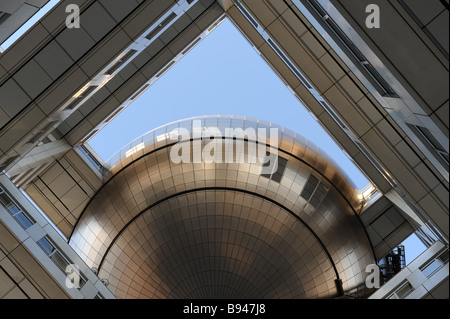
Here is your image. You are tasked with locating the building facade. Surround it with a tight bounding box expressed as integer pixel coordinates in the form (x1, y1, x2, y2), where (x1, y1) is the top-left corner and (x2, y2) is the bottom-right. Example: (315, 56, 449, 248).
(0, 0, 448, 299)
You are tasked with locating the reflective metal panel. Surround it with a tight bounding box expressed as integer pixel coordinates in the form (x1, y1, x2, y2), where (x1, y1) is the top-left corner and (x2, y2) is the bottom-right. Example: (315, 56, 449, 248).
(69, 116, 374, 298)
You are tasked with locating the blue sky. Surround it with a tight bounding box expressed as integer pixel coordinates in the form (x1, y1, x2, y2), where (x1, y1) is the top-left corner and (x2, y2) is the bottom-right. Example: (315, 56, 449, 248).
(1, 0, 61, 51)
(1, 0, 427, 268)
(88, 18, 426, 263)
(0, 0, 426, 265)
(0, 0, 426, 280)
(89, 18, 370, 188)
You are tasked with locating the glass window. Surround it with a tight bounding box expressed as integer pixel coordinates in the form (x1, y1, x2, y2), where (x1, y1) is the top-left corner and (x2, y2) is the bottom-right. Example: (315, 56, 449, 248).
(0, 187, 35, 229)
(14, 212, 34, 229)
(438, 250, 449, 264)
(80, 145, 102, 170)
(416, 126, 446, 152)
(0, 191, 13, 209)
(37, 236, 56, 256)
(422, 260, 441, 278)
(94, 293, 104, 299)
(36, 235, 88, 289)
(396, 281, 414, 299)
(407, 124, 449, 167)
(50, 250, 71, 273)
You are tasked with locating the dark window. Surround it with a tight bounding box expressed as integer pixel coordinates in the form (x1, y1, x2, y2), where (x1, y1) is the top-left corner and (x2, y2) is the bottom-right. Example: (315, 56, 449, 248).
(0, 187, 35, 229)
(304, 0, 396, 96)
(301, 175, 319, 201)
(0, 155, 19, 171)
(261, 156, 288, 183)
(105, 50, 137, 75)
(408, 124, 449, 166)
(300, 175, 329, 208)
(25, 120, 58, 145)
(234, 1, 258, 28)
(145, 13, 177, 40)
(36, 235, 87, 289)
(0, 12, 11, 26)
(438, 250, 449, 264)
(80, 145, 102, 171)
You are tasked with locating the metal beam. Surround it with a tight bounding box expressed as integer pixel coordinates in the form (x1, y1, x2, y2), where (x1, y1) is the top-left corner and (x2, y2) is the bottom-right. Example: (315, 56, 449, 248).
(7, 139, 71, 177)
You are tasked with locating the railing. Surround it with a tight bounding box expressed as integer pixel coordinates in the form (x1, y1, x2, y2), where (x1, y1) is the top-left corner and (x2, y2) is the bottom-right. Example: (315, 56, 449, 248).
(370, 241, 449, 299)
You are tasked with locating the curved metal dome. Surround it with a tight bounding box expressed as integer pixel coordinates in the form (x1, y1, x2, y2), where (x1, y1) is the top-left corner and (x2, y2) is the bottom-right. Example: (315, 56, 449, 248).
(69, 115, 374, 299)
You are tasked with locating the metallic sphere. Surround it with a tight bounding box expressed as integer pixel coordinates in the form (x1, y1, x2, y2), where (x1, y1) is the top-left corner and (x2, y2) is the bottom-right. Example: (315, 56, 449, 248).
(69, 115, 375, 299)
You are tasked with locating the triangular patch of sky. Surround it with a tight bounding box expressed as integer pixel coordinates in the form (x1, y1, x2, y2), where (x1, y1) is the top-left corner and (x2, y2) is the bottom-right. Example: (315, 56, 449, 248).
(89, 18, 370, 189)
